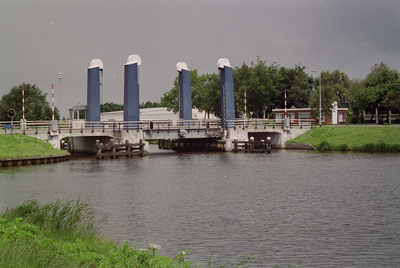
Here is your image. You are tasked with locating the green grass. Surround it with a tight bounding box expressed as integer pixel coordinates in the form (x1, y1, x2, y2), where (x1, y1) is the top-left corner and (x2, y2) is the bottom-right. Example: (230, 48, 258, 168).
(288, 126, 400, 152)
(0, 199, 195, 268)
(0, 134, 69, 159)
(147, 139, 159, 144)
(1, 199, 263, 268)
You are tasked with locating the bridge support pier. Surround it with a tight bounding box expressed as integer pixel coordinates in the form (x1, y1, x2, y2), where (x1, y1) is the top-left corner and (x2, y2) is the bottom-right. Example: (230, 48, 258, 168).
(177, 62, 192, 124)
(124, 55, 141, 129)
(218, 58, 235, 129)
(67, 136, 113, 154)
(87, 60, 103, 122)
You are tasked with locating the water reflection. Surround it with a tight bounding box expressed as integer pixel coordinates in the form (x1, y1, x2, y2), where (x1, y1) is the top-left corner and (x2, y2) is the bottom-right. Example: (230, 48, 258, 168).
(0, 148, 399, 267)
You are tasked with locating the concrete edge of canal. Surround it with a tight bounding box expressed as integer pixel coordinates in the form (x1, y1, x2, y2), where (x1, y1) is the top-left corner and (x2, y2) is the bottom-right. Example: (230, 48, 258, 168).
(284, 143, 317, 150)
(0, 154, 71, 167)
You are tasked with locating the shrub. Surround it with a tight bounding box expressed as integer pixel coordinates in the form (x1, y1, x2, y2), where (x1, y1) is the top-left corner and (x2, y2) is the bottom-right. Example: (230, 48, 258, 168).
(363, 142, 375, 151)
(390, 144, 400, 152)
(318, 140, 331, 151)
(337, 144, 349, 151)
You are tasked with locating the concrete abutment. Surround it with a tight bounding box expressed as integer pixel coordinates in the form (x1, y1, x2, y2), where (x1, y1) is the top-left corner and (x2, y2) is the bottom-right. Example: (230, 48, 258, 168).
(158, 126, 312, 152)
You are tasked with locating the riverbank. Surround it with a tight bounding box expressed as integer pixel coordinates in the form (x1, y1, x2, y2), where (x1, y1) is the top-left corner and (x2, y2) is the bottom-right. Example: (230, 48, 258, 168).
(287, 125, 400, 151)
(0, 134, 69, 160)
(0, 199, 257, 268)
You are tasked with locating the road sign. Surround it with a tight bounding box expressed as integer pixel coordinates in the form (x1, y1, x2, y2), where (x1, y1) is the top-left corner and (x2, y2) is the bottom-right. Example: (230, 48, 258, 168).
(7, 108, 15, 119)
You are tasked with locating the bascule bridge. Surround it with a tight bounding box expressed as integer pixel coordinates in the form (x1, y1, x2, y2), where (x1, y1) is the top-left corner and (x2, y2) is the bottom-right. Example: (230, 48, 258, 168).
(7, 56, 314, 154)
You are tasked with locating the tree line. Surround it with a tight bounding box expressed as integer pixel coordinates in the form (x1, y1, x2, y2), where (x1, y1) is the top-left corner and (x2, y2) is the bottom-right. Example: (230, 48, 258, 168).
(0, 83, 61, 121)
(0, 85, 162, 121)
(100, 101, 162, 112)
(1, 58, 399, 122)
(161, 58, 400, 123)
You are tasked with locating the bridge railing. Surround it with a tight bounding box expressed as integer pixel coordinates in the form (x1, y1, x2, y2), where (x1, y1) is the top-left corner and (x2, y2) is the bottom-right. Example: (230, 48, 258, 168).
(232, 118, 315, 130)
(0, 119, 224, 135)
(139, 118, 222, 132)
(1, 118, 315, 135)
(1, 120, 55, 135)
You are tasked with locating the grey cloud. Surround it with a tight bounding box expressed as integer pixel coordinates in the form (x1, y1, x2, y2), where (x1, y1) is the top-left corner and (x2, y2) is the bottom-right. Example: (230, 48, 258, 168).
(1, 0, 399, 118)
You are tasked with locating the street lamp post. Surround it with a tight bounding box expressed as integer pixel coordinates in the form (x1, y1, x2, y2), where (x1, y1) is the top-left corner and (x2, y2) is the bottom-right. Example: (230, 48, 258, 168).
(312, 70, 322, 126)
(319, 72, 322, 127)
(58, 72, 62, 119)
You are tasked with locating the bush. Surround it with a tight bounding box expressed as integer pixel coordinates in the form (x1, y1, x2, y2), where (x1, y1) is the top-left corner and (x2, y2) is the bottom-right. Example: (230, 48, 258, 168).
(390, 144, 400, 152)
(318, 140, 331, 151)
(337, 144, 349, 151)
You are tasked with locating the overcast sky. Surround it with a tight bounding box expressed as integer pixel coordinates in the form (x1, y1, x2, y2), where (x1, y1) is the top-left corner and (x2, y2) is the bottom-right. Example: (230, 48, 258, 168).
(1, 0, 399, 118)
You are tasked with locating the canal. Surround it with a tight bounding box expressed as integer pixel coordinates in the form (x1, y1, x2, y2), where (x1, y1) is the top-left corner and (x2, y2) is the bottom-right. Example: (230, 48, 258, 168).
(1, 146, 399, 267)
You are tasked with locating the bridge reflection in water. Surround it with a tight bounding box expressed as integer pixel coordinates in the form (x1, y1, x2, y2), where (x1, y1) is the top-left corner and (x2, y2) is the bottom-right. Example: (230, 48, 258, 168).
(1, 118, 314, 154)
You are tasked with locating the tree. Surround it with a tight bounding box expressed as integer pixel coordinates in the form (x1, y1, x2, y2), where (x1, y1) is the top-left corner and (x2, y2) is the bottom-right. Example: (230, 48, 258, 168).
(277, 64, 313, 109)
(345, 79, 374, 123)
(233, 59, 314, 118)
(0, 83, 60, 121)
(100, 102, 124, 112)
(341, 63, 400, 123)
(193, 73, 220, 118)
(364, 62, 400, 118)
(140, 101, 161, 109)
(160, 69, 221, 118)
(385, 80, 400, 110)
(233, 58, 281, 118)
(310, 70, 350, 120)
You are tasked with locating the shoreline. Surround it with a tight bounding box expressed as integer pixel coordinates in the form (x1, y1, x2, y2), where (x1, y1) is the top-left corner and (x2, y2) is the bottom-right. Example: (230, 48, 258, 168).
(0, 154, 71, 167)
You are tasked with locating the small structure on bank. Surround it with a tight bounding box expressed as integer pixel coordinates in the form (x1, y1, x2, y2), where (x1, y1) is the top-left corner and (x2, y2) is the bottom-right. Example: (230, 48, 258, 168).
(272, 102, 348, 125)
(68, 104, 87, 120)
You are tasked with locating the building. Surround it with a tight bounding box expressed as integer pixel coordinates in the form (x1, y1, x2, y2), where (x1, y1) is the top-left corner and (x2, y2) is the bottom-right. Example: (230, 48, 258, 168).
(68, 105, 217, 122)
(363, 108, 400, 124)
(272, 102, 348, 124)
(68, 104, 87, 120)
(100, 107, 218, 122)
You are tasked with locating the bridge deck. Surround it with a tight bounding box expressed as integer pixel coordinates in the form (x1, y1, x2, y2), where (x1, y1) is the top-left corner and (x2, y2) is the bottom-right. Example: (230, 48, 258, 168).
(1, 118, 314, 137)
(1, 119, 315, 152)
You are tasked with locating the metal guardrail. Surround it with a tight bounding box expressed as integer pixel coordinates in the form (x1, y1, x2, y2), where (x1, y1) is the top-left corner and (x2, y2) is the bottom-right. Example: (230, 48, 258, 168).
(1, 118, 315, 135)
(232, 118, 315, 130)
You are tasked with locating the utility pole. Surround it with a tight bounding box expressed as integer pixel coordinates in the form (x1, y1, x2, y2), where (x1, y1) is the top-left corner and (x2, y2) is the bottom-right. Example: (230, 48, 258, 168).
(312, 70, 322, 127)
(319, 72, 322, 127)
(58, 72, 62, 119)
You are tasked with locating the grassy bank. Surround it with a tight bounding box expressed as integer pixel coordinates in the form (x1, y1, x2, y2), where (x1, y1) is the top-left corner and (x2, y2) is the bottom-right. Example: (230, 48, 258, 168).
(0, 134, 69, 159)
(1, 199, 264, 268)
(288, 126, 400, 151)
(0, 199, 195, 268)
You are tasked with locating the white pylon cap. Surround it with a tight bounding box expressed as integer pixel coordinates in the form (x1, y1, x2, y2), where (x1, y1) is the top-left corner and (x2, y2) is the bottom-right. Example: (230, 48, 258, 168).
(89, 59, 103, 69)
(176, 62, 189, 72)
(217, 58, 231, 68)
(126, 54, 142, 65)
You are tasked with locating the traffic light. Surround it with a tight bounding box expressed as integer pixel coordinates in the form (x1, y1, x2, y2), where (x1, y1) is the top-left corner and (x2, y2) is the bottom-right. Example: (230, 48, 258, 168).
(206, 120, 210, 130)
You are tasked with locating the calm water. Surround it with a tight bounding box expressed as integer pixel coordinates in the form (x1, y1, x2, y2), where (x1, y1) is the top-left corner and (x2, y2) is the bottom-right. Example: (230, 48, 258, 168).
(1, 146, 399, 267)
